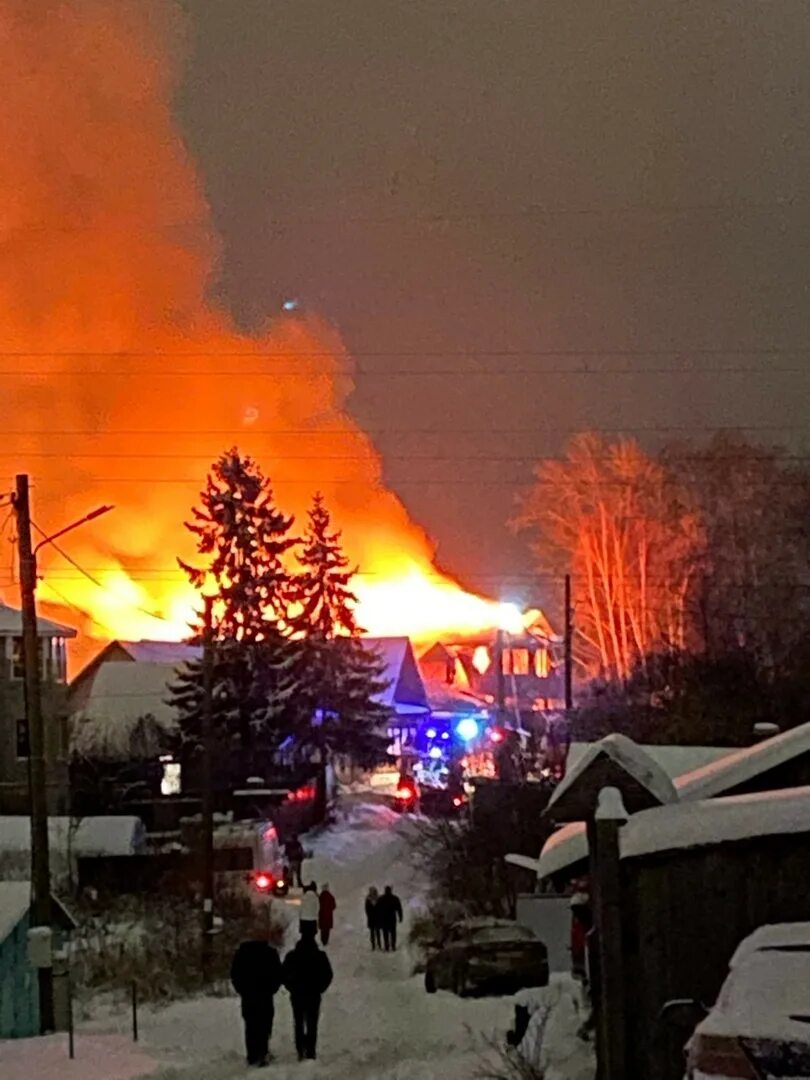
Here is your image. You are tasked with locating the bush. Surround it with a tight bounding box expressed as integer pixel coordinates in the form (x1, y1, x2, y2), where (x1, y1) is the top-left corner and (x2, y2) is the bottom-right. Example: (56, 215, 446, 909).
(408, 814, 540, 920)
(71, 890, 285, 1004)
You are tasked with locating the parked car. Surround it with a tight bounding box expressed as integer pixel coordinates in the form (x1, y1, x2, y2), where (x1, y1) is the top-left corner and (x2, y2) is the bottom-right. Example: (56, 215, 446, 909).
(424, 919, 549, 997)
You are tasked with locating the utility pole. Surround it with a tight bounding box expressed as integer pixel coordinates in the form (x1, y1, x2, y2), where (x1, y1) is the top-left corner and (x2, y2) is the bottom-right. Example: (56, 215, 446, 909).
(200, 595, 215, 980)
(14, 473, 55, 1033)
(564, 574, 573, 712)
(495, 628, 506, 723)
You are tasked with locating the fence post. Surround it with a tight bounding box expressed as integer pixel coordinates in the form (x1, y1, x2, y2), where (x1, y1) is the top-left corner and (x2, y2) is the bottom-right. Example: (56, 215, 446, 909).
(67, 969, 74, 1060)
(131, 981, 139, 1043)
(591, 786, 628, 1080)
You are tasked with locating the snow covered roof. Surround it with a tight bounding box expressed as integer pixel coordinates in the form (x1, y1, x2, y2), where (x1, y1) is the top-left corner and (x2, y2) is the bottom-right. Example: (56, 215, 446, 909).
(531, 726, 810, 881)
(677, 721, 810, 801)
(0, 816, 146, 857)
(547, 734, 678, 819)
(362, 636, 430, 715)
(0, 882, 32, 942)
(71, 661, 180, 757)
(116, 640, 202, 664)
(566, 742, 729, 780)
(619, 785, 810, 860)
(0, 600, 76, 638)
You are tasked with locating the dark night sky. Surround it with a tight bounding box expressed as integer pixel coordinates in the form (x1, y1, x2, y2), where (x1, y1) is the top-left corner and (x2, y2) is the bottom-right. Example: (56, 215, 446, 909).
(174, 1, 810, 608)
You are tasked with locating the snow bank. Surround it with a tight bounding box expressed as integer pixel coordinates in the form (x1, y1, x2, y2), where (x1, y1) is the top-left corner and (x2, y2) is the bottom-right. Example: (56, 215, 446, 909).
(515, 976, 595, 1080)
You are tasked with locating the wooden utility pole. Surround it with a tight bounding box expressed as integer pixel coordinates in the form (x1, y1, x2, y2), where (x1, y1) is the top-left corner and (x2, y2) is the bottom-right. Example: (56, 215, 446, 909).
(564, 574, 573, 712)
(13, 473, 55, 1033)
(591, 787, 628, 1080)
(495, 628, 506, 722)
(200, 595, 215, 980)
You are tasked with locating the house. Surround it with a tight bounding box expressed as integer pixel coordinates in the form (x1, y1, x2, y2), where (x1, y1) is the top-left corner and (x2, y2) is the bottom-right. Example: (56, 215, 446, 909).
(0, 601, 76, 814)
(0, 881, 76, 1038)
(69, 636, 430, 792)
(419, 610, 564, 720)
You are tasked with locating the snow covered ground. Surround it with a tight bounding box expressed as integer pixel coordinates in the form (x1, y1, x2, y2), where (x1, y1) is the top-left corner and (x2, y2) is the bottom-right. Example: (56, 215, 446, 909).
(1, 800, 593, 1080)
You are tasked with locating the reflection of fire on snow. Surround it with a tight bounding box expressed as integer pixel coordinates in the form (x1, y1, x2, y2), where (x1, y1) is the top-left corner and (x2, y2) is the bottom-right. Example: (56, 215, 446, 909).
(3, 0, 524, 657)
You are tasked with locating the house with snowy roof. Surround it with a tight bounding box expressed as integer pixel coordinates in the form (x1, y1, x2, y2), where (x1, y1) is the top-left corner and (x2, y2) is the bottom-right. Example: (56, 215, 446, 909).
(69, 636, 429, 797)
(0, 601, 76, 814)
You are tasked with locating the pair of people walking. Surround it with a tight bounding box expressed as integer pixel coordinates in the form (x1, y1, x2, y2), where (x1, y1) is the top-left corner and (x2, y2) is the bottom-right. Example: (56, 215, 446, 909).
(365, 885, 403, 951)
(231, 925, 333, 1067)
(299, 881, 336, 946)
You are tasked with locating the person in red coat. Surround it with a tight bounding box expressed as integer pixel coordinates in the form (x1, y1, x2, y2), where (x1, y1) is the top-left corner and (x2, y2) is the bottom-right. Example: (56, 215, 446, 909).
(318, 884, 336, 946)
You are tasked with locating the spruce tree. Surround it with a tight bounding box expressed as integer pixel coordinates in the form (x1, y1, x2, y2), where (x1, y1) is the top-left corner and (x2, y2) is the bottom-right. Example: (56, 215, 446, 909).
(168, 448, 299, 768)
(290, 493, 390, 764)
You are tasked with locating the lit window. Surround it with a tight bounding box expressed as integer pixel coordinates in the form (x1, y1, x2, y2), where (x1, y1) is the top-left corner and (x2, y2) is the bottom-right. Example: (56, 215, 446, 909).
(535, 649, 550, 678)
(161, 761, 182, 796)
(505, 648, 530, 675)
(472, 646, 491, 674)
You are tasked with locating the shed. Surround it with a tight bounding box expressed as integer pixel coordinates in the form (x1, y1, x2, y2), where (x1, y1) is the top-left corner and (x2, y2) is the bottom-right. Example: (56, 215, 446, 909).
(616, 786, 810, 1080)
(0, 882, 75, 1038)
(522, 722, 810, 884)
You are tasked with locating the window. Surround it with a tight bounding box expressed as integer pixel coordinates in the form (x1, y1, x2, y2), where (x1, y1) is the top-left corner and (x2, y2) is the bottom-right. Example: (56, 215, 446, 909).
(11, 637, 24, 680)
(535, 648, 550, 678)
(504, 648, 530, 675)
(16, 718, 29, 759)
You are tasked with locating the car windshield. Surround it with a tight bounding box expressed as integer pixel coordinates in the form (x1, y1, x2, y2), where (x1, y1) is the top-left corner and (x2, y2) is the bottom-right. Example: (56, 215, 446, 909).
(470, 925, 535, 945)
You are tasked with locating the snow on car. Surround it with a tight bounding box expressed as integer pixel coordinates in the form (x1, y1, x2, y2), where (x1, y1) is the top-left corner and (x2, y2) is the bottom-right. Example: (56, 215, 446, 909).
(424, 919, 550, 997)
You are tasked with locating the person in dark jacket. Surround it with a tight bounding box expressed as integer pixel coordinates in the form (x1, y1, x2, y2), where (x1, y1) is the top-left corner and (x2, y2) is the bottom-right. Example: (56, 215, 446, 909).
(284, 835, 305, 888)
(376, 885, 403, 952)
(230, 930, 283, 1067)
(365, 886, 381, 950)
(281, 934, 334, 1061)
(318, 884, 336, 946)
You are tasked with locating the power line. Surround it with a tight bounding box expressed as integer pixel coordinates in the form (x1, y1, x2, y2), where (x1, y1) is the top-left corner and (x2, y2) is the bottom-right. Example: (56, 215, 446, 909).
(1, 365, 808, 376)
(31, 522, 179, 629)
(0, 424, 807, 437)
(0, 346, 809, 358)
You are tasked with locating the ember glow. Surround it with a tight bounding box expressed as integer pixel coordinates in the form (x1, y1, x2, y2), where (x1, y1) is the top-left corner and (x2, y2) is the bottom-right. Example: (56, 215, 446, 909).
(0, 0, 514, 659)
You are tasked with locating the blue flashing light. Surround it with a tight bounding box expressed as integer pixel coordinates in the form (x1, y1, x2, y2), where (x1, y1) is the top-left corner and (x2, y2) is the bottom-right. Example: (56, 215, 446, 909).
(425, 727, 437, 740)
(428, 746, 443, 760)
(456, 717, 480, 743)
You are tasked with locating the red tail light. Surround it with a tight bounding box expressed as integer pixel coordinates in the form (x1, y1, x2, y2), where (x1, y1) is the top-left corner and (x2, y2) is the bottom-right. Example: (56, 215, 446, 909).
(396, 786, 415, 801)
(452, 796, 463, 807)
(254, 873, 272, 892)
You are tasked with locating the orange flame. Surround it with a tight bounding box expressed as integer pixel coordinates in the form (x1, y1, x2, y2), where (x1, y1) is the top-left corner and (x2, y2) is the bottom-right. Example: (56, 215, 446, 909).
(0, 0, 511, 666)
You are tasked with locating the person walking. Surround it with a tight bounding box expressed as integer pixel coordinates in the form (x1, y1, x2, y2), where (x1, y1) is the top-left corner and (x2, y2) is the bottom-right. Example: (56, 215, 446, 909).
(318, 883, 336, 946)
(376, 885, 403, 952)
(300, 881, 319, 939)
(365, 886, 381, 951)
(284, 834, 305, 888)
(281, 934, 334, 1061)
(230, 927, 283, 1067)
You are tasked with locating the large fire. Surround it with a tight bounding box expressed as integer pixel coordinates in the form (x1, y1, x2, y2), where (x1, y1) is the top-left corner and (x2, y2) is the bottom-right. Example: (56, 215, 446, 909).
(0, 0, 512, 665)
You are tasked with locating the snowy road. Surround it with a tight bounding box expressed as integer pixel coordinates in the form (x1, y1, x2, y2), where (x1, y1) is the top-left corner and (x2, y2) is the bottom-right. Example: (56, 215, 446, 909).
(0, 802, 512, 1080)
(135, 801, 515, 1079)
